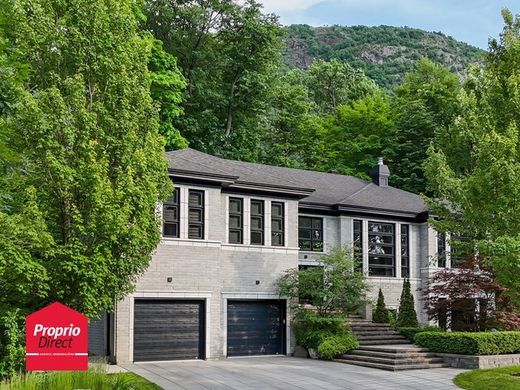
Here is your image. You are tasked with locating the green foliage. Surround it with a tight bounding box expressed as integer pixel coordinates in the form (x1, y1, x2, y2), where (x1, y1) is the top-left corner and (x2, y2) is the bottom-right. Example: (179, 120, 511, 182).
(284, 24, 483, 90)
(317, 334, 358, 360)
(397, 326, 443, 342)
(292, 310, 358, 359)
(397, 279, 418, 327)
(415, 331, 520, 355)
(425, 10, 520, 308)
(454, 365, 520, 390)
(373, 288, 389, 323)
(0, 0, 172, 321)
(144, 0, 282, 160)
(0, 310, 24, 380)
(0, 370, 161, 389)
(277, 247, 369, 316)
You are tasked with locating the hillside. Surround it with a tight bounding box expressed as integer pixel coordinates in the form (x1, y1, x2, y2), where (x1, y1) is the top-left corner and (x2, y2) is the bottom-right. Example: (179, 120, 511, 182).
(284, 25, 484, 89)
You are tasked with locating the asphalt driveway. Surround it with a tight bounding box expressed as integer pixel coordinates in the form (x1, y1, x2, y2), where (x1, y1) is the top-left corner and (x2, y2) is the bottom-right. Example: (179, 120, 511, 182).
(121, 356, 466, 390)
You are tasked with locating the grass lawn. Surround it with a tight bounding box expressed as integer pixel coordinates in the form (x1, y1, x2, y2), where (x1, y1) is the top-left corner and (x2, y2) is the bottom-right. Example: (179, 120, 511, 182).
(454, 365, 520, 390)
(0, 371, 161, 390)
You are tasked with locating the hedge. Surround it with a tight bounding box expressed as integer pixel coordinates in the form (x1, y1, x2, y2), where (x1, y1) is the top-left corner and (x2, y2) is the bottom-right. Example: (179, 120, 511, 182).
(415, 331, 520, 355)
(397, 326, 443, 342)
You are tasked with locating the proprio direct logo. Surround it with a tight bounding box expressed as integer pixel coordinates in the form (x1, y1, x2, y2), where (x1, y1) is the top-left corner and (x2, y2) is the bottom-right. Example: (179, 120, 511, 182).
(26, 302, 88, 371)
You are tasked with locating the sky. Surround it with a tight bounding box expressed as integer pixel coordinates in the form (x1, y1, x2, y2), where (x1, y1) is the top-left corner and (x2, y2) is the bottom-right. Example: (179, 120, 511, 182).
(257, 0, 519, 49)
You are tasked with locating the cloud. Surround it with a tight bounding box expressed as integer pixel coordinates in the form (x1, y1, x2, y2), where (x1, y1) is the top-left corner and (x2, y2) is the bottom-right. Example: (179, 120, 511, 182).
(258, 0, 325, 14)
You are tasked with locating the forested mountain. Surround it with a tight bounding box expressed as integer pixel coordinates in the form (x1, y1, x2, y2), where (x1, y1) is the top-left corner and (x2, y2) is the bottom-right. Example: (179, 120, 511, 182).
(284, 25, 484, 89)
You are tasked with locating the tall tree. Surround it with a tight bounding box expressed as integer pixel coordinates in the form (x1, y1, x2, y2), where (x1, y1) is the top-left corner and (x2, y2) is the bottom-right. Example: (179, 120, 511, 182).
(425, 9, 520, 308)
(144, 0, 282, 159)
(0, 0, 172, 319)
(391, 58, 460, 194)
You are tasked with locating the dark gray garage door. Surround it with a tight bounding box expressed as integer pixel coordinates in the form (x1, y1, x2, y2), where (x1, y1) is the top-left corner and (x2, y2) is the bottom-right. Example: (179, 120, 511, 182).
(134, 299, 205, 361)
(227, 300, 286, 357)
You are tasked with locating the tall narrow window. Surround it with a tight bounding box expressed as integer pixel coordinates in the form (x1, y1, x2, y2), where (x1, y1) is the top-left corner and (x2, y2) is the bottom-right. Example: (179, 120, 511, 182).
(228, 197, 243, 244)
(250, 200, 264, 245)
(353, 219, 363, 272)
(298, 216, 323, 252)
(188, 190, 204, 239)
(437, 232, 446, 268)
(401, 224, 410, 278)
(271, 202, 285, 246)
(368, 222, 395, 277)
(163, 189, 180, 237)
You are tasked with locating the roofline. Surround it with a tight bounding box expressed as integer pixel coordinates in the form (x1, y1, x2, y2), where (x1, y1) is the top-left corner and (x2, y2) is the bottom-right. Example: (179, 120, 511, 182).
(169, 169, 238, 185)
(300, 201, 429, 220)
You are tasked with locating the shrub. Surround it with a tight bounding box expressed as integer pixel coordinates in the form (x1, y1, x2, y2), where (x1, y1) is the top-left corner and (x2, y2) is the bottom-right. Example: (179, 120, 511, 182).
(415, 331, 520, 355)
(373, 289, 389, 323)
(293, 310, 358, 359)
(397, 278, 418, 327)
(317, 333, 358, 360)
(397, 326, 443, 342)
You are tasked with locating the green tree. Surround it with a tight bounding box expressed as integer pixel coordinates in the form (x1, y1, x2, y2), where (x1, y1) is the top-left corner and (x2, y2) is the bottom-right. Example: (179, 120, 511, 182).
(425, 9, 520, 308)
(390, 58, 460, 194)
(277, 247, 369, 317)
(0, 0, 172, 320)
(373, 288, 389, 323)
(144, 0, 282, 159)
(397, 279, 418, 327)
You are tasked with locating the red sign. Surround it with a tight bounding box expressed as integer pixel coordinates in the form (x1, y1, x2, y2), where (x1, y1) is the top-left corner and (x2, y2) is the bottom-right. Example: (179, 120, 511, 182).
(26, 302, 88, 371)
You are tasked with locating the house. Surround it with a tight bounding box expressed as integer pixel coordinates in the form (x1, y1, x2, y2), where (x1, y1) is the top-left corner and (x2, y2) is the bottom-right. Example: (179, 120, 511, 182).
(94, 148, 450, 363)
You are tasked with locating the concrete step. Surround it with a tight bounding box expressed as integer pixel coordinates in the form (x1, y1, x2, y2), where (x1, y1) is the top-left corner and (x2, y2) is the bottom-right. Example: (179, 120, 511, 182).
(348, 349, 439, 359)
(359, 339, 411, 346)
(352, 330, 402, 337)
(333, 358, 450, 371)
(357, 345, 429, 353)
(338, 354, 446, 366)
(349, 325, 395, 331)
(356, 334, 407, 341)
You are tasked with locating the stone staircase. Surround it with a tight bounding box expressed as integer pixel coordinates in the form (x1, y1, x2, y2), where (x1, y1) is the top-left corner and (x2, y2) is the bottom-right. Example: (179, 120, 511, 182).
(334, 316, 449, 371)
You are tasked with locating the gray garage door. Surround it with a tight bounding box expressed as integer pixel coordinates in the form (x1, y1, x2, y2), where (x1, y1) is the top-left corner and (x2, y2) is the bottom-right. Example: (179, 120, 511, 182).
(227, 300, 286, 357)
(134, 299, 205, 361)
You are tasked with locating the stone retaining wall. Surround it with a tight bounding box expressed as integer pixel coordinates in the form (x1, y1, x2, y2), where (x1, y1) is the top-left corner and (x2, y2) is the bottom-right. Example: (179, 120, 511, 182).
(437, 353, 520, 369)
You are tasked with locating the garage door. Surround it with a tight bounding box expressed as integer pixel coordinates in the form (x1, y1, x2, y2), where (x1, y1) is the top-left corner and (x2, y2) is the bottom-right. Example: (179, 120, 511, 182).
(227, 300, 286, 357)
(134, 299, 205, 361)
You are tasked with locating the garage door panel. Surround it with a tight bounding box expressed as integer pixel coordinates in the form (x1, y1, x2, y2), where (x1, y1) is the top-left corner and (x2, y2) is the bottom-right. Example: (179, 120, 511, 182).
(227, 300, 285, 357)
(133, 300, 204, 361)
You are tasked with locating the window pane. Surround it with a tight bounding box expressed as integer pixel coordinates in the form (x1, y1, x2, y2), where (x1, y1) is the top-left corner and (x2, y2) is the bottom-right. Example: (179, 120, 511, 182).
(299, 217, 311, 228)
(163, 223, 178, 237)
(229, 215, 242, 229)
(251, 216, 263, 230)
(272, 233, 282, 246)
(312, 229, 322, 240)
(188, 225, 202, 239)
(272, 219, 283, 231)
(189, 191, 202, 206)
(251, 231, 263, 245)
(299, 229, 311, 239)
(312, 241, 323, 251)
(189, 209, 203, 223)
(272, 203, 283, 217)
(229, 198, 242, 213)
(299, 240, 312, 251)
(251, 201, 263, 215)
(229, 230, 242, 244)
(163, 206, 178, 222)
(312, 219, 322, 229)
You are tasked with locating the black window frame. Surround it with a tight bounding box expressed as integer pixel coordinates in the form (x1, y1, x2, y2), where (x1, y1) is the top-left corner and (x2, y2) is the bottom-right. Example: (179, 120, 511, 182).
(163, 188, 180, 238)
(188, 190, 205, 240)
(368, 221, 395, 277)
(250, 199, 264, 245)
(353, 219, 363, 272)
(401, 224, 410, 278)
(271, 202, 285, 247)
(298, 216, 323, 252)
(228, 197, 243, 244)
(437, 231, 447, 268)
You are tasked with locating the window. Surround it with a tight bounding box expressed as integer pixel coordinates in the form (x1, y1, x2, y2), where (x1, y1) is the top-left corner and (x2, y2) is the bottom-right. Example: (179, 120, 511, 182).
(163, 189, 180, 237)
(401, 225, 410, 278)
(229, 197, 243, 244)
(437, 232, 447, 268)
(353, 219, 363, 272)
(271, 202, 284, 246)
(368, 222, 395, 277)
(298, 216, 323, 252)
(188, 190, 204, 239)
(250, 200, 264, 245)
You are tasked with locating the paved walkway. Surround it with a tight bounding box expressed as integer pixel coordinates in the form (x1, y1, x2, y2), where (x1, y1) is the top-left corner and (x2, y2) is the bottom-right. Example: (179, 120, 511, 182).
(121, 356, 466, 390)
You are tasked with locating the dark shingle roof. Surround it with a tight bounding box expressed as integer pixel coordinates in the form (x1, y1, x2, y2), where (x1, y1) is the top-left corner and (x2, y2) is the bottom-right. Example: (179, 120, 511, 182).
(166, 148, 427, 216)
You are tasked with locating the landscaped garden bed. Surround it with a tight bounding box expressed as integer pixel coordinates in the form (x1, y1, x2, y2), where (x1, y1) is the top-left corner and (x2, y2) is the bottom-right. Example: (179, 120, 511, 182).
(454, 365, 520, 390)
(415, 331, 520, 369)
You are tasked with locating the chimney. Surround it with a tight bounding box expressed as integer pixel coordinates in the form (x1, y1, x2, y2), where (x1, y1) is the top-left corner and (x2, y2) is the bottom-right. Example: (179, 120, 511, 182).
(371, 157, 390, 186)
